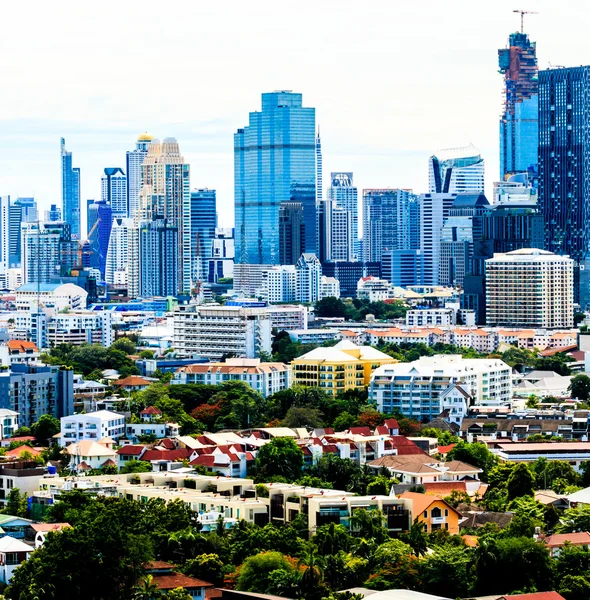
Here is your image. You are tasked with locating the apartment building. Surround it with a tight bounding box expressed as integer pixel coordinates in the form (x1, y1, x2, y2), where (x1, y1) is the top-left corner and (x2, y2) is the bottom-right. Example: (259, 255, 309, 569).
(173, 358, 291, 397)
(291, 340, 395, 397)
(370, 354, 512, 423)
(60, 410, 126, 446)
(486, 249, 574, 329)
(172, 304, 272, 359)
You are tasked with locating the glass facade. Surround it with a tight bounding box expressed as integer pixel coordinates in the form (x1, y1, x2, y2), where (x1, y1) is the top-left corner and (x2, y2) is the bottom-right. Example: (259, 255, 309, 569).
(87, 200, 113, 280)
(190, 189, 217, 281)
(101, 168, 128, 218)
(498, 32, 539, 180)
(235, 92, 316, 265)
(60, 138, 81, 239)
(539, 66, 590, 307)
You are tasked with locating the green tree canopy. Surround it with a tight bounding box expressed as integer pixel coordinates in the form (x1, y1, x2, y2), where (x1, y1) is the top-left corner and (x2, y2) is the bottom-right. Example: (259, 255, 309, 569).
(256, 437, 304, 482)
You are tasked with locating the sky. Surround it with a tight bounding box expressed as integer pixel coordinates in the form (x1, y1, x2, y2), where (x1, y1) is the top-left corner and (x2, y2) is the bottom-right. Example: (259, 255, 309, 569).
(1, 0, 589, 232)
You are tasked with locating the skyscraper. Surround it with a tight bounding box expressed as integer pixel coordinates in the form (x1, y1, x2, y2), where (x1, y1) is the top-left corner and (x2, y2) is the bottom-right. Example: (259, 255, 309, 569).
(101, 168, 128, 218)
(429, 145, 485, 194)
(45, 205, 61, 222)
(138, 217, 179, 297)
(235, 91, 316, 265)
(60, 137, 81, 239)
(539, 66, 590, 307)
(87, 199, 113, 280)
(498, 31, 538, 180)
(126, 133, 153, 219)
(279, 202, 305, 265)
(105, 217, 133, 286)
(328, 173, 358, 260)
(362, 189, 419, 263)
(419, 193, 456, 285)
(190, 189, 217, 282)
(129, 137, 191, 297)
(0, 197, 9, 275)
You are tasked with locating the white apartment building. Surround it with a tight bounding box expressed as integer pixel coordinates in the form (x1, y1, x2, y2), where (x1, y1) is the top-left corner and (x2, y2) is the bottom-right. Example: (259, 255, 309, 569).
(370, 354, 512, 423)
(265, 304, 308, 331)
(357, 277, 395, 302)
(172, 304, 272, 359)
(288, 329, 340, 345)
(60, 410, 126, 447)
(105, 217, 133, 285)
(260, 265, 339, 304)
(486, 249, 574, 329)
(173, 358, 291, 397)
(321, 276, 340, 299)
(47, 311, 114, 347)
(406, 308, 456, 327)
(14, 283, 88, 312)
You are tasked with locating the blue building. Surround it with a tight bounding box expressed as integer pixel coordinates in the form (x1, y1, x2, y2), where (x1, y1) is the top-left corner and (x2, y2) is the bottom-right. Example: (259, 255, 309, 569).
(499, 32, 538, 181)
(539, 66, 590, 307)
(87, 200, 113, 280)
(190, 189, 217, 281)
(60, 138, 81, 239)
(102, 167, 128, 218)
(235, 91, 316, 265)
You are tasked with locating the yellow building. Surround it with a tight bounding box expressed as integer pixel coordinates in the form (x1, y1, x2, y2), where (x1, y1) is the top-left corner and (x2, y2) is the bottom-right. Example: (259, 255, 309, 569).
(291, 340, 395, 396)
(398, 491, 461, 534)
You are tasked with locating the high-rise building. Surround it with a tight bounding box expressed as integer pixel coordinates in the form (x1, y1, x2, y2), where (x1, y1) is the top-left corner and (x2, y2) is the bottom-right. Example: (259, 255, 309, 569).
(86, 200, 113, 280)
(419, 193, 456, 285)
(208, 228, 234, 284)
(138, 217, 179, 297)
(105, 217, 133, 286)
(0, 197, 9, 275)
(486, 249, 574, 329)
(321, 261, 381, 298)
(235, 91, 316, 265)
(382, 249, 423, 288)
(14, 198, 37, 223)
(126, 133, 153, 219)
(45, 205, 61, 222)
(429, 145, 485, 194)
(129, 137, 191, 297)
(327, 204, 352, 262)
(296, 253, 322, 303)
(279, 202, 305, 265)
(101, 168, 128, 218)
(60, 138, 81, 239)
(190, 189, 217, 282)
(316, 128, 323, 204)
(363, 189, 419, 263)
(498, 31, 538, 180)
(439, 194, 490, 287)
(328, 173, 358, 260)
(539, 66, 590, 307)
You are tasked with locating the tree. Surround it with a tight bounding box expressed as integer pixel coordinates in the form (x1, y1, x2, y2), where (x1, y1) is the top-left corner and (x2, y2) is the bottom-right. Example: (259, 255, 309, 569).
(332, 411, 357, 432)
(111, 337, 136, 354)
(236, 551, 299, 594)
(31, 414, 60, 444)
(120, 460, 153, 474)
(139, 350, 155, 359)
(366, 476, 391, 496)
(256, 438, 304, 482)
(133, 574, 161, 600)
(569, 374, 590, 401)
(556, 504, 590, 533)
(419, 545, 473, 599)
(283, 406, 323, 429)
(447, 441, 497, 480)
(2, 488, 28, 517)
(182, 553, 224, 586)
(507, 463, 535, 500)
(559, 575, 590, 600)
(315, 297, 348, 318)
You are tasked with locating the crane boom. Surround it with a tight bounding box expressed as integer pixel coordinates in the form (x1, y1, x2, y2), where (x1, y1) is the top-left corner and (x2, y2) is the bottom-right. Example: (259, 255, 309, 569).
(513, 9, 539, 34)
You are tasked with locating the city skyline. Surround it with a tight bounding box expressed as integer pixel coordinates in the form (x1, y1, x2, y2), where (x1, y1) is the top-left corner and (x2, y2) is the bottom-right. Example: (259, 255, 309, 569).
(2, 1, 586, 230)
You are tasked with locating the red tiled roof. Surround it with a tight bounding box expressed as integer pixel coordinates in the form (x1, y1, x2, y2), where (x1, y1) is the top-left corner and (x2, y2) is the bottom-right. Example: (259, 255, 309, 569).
(142, 449, 190, 462)
(462, 534, 479, 547)
(30, 523, 71, 533)
(147, 561, 175, 570)
(8, 436, 36, 442)
(349, 427, 371, 436)
(113, 376, 151, 387)
(501, 593, 565, 600)
(101, 459, 117, 467)
(383, 418, 399, 429)
(438, 444, 456, 454)
(7, 340, 38, 352)
(423, 481, 467, 496)
(375, 425, 389, 435)
(140, 406, 162, 415)
(543, 532, 590, 548)
(158, 438, 176, 450)
(152, 573, 213, 590)
(116, 445, 146, 456)
(539, 345, 578, 357)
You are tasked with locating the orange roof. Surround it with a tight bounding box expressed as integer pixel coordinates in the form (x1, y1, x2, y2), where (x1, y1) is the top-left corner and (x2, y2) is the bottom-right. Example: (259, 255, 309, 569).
(398, 491, 459, 517)
(543, 532, 590, 548)
(113, 376, 151, 387)
(539, 344, 578, 357)
(462, 534, 479, 547)
(423, 481, 467, 496)
(152, 573, 213, 590)
(6, 340, 38, 353)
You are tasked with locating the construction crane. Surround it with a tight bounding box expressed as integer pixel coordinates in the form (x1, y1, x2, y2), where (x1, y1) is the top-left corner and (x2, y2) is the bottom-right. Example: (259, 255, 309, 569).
(513, 9, 538, 33)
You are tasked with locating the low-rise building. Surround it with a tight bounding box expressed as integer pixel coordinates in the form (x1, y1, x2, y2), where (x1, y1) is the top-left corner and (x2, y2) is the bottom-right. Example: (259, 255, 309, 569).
(370, 354, 512, 423)
(173, 358, 291, 397)
(111, 376, 152, 392)
(0, 536, 32, 584)
(291, 340, 395, 397)
(0, 462, 47, 510)
(356, 277, 395, 302)
(0, 341, 40, 367)
(406, 308, 456, 327)
(14, 282, 88, 312)
(124, 423, 180, 443)
(494, 442, 590, 471)
(65, 439, 118, 471)
(398, 491, 461, 534)
(288, 329, 340, 345)
(60, 411, 126, 446)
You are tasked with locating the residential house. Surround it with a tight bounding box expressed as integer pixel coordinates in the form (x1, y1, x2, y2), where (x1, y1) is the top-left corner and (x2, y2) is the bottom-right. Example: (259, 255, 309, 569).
(146, 561, 214, 599)
(28, 523, 71, 548)
(112, 376, 152, 392)
(398, 491, 461, 534)
(542, 532, 590, 557)
(65, 439, 118, 471)
(0, 536, 32, 583)
(140, 406, 162, 423)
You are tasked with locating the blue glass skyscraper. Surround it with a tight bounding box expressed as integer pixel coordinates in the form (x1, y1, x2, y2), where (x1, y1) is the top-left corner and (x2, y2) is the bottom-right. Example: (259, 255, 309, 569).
(190, 189, 217, 281)
(60, 138, 81, 239)
(234, 91, 316, 265)
(87, 199, 113, 280)
(539, 66, 590, 307)
(498, 32, 538, 180)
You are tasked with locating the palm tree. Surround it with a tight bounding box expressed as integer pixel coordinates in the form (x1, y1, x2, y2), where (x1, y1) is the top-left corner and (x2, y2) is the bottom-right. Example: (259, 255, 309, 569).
(297, 544, 325, 600)
(132, 574, 161, 600)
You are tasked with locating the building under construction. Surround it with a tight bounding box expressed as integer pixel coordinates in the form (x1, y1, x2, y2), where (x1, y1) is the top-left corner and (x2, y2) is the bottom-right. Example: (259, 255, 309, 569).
(498, 31, 539, 180)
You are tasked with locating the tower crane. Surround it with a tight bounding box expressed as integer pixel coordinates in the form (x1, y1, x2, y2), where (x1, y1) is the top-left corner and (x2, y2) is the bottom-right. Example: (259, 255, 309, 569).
(513, 9, 538, 34)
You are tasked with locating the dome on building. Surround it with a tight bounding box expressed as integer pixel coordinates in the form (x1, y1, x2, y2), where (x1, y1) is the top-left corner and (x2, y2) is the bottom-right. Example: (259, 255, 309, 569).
(137, 132, 154, 142)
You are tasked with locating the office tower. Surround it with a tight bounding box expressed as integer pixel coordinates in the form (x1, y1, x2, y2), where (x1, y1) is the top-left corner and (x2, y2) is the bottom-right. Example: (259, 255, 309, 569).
(439, 194, 490, 287)
(382, 249, 423, 288)
(14, 198, 37, 223)
(321, 261, 381, 298)
(105, 217, 133, 286)
(101, 168, 128, 218)
(126, 133, 153, 219)
(539, 66, 590, 307)
(296, 253, 322, 303)
(429, 145, 485, 194)
(60, 137, 81, 239)
(362, 189, 419, 263)
(132, 137, 191, 297)
(486, 249, 574, 329)
(208, 228, 234, 283)
(235, 91, 316, 265)
(138, 217, 179, 297)
(45, 205, 61, 222)
(327, 204, 352, 262)
(86, 200, 113, 279)
(279, 202, 305, 265)
(499, 31, 538, 180)
(419, 193, 456, 285)
(7, 197, 37, 269)
(328, 173, 358, 259)
(190, 189, 217, 282)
